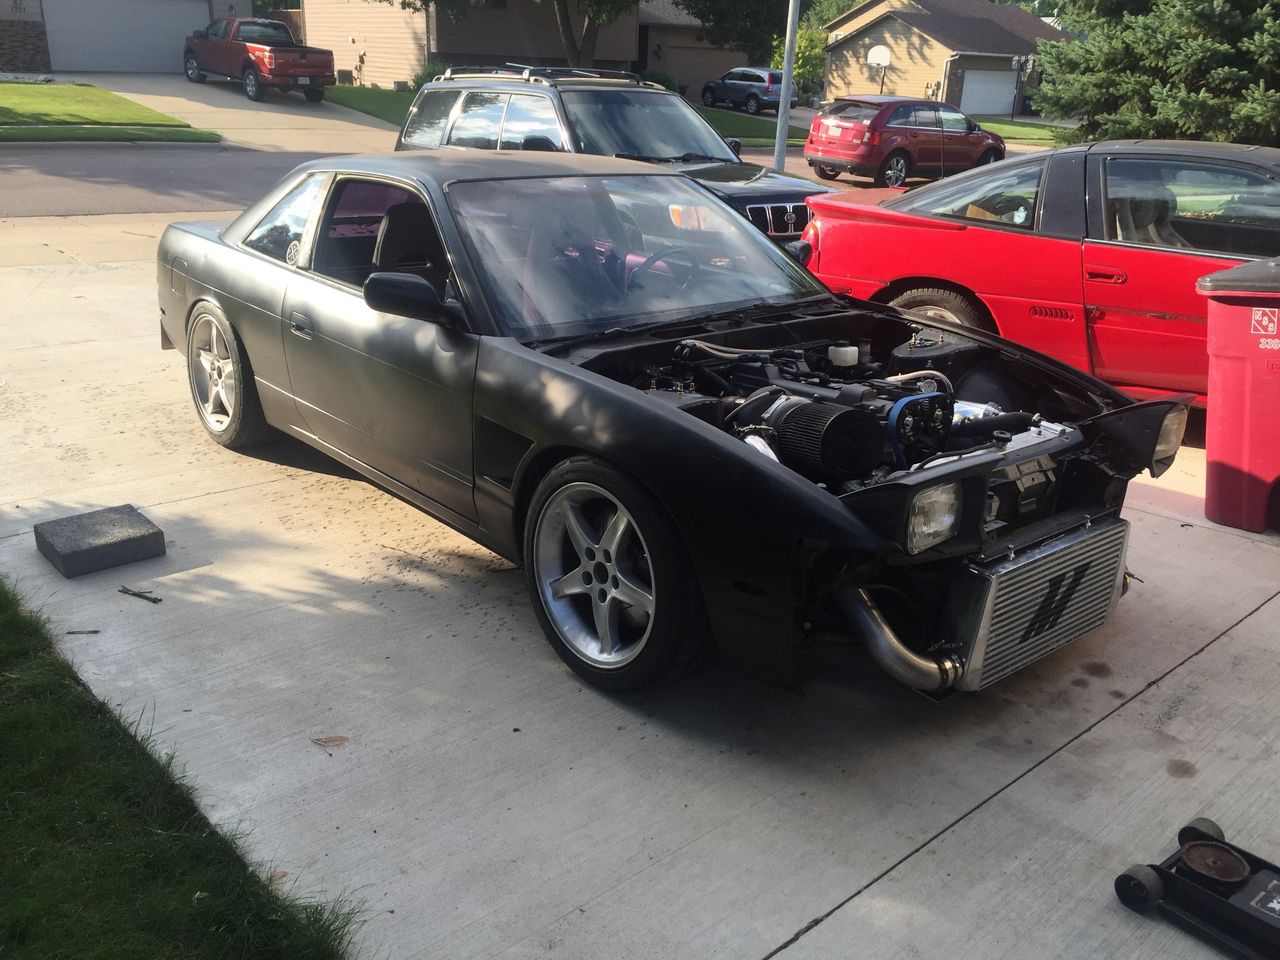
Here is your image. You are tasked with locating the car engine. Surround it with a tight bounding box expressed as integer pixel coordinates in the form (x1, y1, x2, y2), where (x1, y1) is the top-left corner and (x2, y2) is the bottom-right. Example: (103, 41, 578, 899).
(632, 328, 1071, 492)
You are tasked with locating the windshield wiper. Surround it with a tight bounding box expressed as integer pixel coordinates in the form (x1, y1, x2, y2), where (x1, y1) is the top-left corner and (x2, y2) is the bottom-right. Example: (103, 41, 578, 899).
(612, 151, 730, 164)
(613, 152, 669, 162)
(532, 316, 719, 353)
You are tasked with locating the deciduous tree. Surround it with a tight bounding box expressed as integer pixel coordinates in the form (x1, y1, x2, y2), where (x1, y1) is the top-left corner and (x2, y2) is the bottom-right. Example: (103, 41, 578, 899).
(1035, 0, 1280, 146)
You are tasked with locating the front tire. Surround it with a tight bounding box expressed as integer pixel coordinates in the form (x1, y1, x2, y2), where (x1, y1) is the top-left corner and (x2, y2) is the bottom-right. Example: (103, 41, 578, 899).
(701, 87, 715, 107)
(888, 287, 989, 330)
(977, 148, 1001, 167)
(524, 457, 706, 691)
(745, 94, 761, 115)
(186, 305, 272, 448)
(243, 68, 266, 102)
(814, 164, 841, 181)
(875, 150, 910, 187)
(184, 53, 206, 83)
(304, 87, 325, 103)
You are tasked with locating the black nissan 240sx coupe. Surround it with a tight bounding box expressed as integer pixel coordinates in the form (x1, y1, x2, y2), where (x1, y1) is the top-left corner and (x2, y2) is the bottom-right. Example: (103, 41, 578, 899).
(157, 152, 1189, 693)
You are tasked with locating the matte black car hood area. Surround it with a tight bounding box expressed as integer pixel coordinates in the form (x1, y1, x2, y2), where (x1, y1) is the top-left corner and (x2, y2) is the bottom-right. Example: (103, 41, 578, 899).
(156, 150, 1188, 696)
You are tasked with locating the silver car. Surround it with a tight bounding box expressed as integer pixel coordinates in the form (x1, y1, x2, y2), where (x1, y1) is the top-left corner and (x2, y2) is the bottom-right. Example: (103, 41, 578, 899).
(700, 67, 797, 115)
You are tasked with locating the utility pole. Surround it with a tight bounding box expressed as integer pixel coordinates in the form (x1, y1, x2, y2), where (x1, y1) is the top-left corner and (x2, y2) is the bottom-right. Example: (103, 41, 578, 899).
(773, 0, 802, 172)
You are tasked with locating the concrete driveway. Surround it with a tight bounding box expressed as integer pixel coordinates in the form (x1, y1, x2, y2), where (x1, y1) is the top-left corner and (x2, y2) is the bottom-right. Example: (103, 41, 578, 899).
(2, 188, 1279, 959)
(65, 72, 401, 153)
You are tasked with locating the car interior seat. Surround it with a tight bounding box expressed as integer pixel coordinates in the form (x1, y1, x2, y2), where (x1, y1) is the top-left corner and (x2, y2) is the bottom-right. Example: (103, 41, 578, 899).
(1110, 186, 1190, 248)
(373, 202, 449, 292)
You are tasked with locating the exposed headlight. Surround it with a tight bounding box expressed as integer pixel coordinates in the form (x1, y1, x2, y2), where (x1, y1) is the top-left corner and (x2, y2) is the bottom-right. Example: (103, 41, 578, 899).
(1153, 406, 1188, 466)
(669, 203, 717, 230)
(907, 482, 962, 554)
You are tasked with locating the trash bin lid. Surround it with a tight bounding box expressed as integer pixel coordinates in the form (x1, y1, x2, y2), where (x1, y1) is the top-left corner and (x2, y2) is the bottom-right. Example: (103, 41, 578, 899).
(1197, 255, 1280, 294)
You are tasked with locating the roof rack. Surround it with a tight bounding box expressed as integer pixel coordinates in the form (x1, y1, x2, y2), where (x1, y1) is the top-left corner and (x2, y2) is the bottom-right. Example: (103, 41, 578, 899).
(431, 64, 662, 89)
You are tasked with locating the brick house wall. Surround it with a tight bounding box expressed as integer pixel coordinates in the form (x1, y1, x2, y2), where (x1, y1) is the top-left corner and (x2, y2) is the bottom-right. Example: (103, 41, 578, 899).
(0, 0, 52, 73)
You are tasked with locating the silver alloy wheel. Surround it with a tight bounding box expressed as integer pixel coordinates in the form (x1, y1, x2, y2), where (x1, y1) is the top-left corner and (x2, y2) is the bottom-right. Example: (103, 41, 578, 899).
(532, 481, 656, 669)
(702, 89, 715, 106)
(244, 71, 258, 98)
(188, 313, 236, 433)
(185, 55, 200, 81)
(883, 155, 908, 187)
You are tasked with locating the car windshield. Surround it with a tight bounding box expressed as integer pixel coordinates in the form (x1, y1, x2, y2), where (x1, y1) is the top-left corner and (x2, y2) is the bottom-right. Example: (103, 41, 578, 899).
(237, 21, 295, 45)
(559, 90, 738, 162)
(447, 174, 826, 341)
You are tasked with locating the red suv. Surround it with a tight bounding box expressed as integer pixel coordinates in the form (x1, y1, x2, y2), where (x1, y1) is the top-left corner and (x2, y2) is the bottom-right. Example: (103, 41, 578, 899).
(804, 95, 1004, 187)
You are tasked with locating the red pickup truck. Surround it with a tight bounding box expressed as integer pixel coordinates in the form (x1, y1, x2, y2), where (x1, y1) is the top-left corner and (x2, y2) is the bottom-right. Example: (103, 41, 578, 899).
(183, 17, 335, 103)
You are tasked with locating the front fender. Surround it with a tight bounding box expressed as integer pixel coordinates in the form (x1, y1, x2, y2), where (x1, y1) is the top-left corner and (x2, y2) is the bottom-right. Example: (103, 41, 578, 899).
(472, 338, 888, 682)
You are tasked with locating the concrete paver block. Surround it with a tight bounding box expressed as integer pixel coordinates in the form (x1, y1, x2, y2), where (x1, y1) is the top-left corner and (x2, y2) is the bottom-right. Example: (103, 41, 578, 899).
(33, 504, 165, 578)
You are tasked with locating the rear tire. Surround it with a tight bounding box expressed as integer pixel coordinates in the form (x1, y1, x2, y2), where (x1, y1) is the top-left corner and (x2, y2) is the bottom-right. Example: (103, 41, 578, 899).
(814, 164, 841, 181)
(243, 67, 266, 102)
(185, 305, 273, 449)
(701, 87, 715, 107)
(304, 87, 325, 103)
(184, 52, 206, 83)
(745, 94, 761, 115)
(888, 287, 989, 330)
(875, 150, 910, 187)
(524, 456, 707, 691)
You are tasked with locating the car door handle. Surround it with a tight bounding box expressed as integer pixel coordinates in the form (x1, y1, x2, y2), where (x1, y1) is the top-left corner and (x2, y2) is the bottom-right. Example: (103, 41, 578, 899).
(1086, 267, 1128, 284)
(289, 312, 313, 339)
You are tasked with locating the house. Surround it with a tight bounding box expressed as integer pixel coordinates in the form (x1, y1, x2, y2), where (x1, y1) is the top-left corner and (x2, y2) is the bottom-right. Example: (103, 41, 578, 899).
(636, 0, 745, 95)
(0, 0, 213, 73)
(300, 0, 638, 90)
(822, 0, 1068, 114)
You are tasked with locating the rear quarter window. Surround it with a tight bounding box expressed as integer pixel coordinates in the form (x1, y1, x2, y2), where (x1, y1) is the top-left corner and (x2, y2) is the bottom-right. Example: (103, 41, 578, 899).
(402, 89, 461, 149)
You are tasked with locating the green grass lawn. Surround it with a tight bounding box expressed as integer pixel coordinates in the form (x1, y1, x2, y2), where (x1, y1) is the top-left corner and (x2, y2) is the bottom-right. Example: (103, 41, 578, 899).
(971, 115, 1062, 142)
(694, 105, 808, 144)
(0, 82, 219, 143)
(0, 578, 357, 958)
(327, 84, 416, 126)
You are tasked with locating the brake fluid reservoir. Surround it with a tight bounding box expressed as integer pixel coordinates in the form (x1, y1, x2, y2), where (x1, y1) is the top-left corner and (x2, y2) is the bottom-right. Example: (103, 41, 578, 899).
(828, 341, 859, 367)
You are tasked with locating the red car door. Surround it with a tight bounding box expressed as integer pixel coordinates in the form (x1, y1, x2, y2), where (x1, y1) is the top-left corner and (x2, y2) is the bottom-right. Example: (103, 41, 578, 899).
(883, 103, 942, 178)
(1083, 153, 1280, 397)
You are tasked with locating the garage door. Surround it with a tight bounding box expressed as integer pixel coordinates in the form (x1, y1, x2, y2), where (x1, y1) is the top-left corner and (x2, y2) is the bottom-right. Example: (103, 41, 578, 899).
(959, 69, 1016, 115)
(44, 0, 211, 73)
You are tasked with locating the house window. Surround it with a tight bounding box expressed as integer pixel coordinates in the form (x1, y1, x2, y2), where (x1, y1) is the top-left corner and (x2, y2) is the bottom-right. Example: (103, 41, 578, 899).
(469, 0, 506, 7)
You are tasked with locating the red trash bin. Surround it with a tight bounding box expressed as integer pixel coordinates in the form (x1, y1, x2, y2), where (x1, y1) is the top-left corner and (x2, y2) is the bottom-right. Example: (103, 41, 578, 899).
(1196, 257, 1280, 532)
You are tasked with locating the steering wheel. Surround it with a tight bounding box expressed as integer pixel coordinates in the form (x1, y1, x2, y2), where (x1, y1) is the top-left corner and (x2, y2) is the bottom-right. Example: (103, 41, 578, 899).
(626, 245, 700, 292)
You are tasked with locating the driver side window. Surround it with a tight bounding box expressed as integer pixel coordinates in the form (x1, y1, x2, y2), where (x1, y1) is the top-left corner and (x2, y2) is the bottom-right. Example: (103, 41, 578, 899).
(205, 20, 227, 40)
(310, 178, 450, 293)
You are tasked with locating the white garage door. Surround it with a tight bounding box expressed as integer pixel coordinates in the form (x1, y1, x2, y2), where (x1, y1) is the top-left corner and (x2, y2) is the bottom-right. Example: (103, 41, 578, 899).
(959, 69, 1017, 115)
(44, 0, 211, 73)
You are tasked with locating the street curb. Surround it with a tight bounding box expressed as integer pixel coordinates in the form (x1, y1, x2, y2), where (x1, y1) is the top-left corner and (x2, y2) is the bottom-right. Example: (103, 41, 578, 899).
(0, 139, 230, 150)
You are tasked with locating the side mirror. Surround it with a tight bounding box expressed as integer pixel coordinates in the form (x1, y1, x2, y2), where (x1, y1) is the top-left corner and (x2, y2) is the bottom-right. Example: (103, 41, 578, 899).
(193, 28, 206, 39)
(521, 135, 560, 152)
(967, 119, 978, 132)
(363, 272, 463, 328)
(725, 137, 741, 157)
(783, 239, 812, 266)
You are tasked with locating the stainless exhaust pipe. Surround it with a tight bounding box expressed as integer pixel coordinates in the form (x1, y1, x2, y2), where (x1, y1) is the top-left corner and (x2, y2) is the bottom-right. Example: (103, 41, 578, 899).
(838, 586, 963, 692)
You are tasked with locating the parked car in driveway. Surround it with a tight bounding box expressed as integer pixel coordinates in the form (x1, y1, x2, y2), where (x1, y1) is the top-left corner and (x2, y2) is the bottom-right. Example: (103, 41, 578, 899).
(395, 66, 831, 242)
(800, 140, 1280, 403)
(183, 17, 335, 103)
(700, 67, 798, 115)
(804, 96, 1004, 187)
(157, 151, 1187, 695)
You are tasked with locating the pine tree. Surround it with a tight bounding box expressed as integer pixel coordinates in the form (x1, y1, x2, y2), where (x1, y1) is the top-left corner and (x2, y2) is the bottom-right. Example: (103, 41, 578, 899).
(1036, 0, 1280, 146)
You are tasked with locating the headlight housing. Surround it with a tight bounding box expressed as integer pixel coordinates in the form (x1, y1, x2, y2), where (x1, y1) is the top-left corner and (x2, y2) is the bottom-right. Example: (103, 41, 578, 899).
(906, 482, 962, 554)
(1152, 405, 1188, 469)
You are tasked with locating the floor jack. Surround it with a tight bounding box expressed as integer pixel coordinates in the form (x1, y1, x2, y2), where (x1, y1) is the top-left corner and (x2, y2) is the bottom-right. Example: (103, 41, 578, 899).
(1116, 818, 1280, 959)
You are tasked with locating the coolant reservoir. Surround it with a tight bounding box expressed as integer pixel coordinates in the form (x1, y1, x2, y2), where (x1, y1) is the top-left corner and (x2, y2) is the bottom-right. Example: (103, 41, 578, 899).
(828, 341, 859, 367)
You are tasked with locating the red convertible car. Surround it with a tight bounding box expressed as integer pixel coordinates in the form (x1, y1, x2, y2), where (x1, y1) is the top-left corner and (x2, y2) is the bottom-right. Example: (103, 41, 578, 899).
(802, 140, 1280, 403)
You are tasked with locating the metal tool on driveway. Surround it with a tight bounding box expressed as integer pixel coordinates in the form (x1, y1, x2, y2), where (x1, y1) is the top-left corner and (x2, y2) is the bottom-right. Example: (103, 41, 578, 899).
(1116, 818, 1280, 959)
